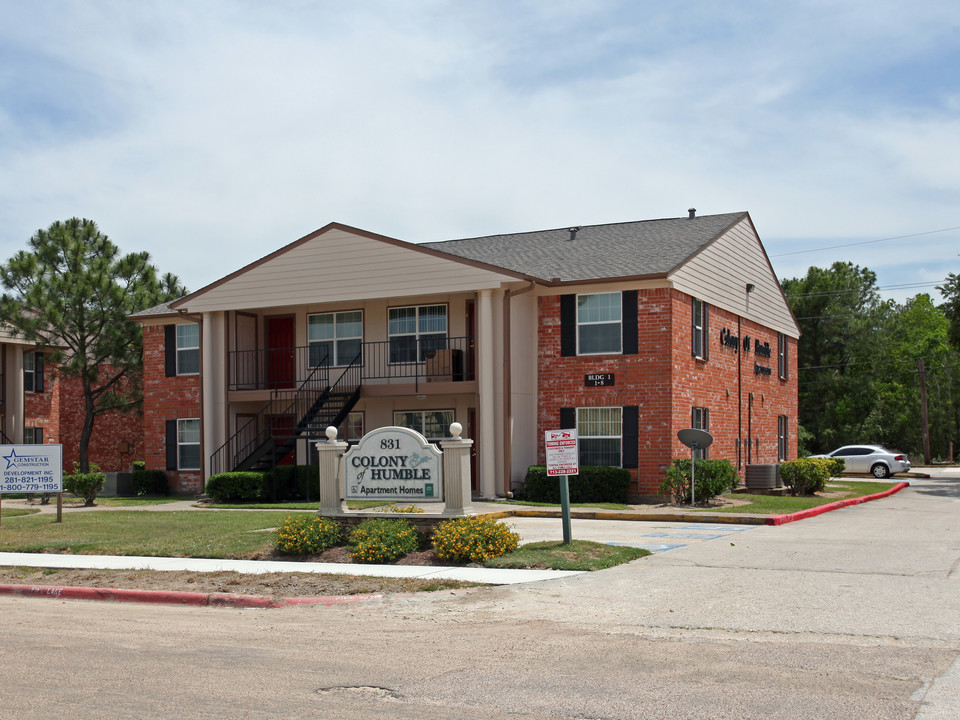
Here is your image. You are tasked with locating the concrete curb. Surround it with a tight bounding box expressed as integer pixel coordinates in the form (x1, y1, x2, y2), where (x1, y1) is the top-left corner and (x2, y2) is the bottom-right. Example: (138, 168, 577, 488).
(766, 481, 910, 525)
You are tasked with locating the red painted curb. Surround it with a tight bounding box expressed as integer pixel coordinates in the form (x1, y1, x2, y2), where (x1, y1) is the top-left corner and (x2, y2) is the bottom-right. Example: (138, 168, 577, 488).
(766, 482, 909, 525)
(0, 583, 385, 608)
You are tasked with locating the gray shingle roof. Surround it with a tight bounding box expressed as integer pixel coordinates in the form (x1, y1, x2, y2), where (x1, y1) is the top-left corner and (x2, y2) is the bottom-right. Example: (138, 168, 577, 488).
(129, 301, 178, 319)
(422, 212, 748, 282)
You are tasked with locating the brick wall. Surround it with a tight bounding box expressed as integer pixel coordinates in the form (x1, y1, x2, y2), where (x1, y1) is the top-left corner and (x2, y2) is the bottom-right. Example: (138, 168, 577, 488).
(142, 324, 202, 494)
(58, 367, 143, 473)
(24, 357, 143, 473)
(24, 358, 60, 446)
(537, 289, 798, 499)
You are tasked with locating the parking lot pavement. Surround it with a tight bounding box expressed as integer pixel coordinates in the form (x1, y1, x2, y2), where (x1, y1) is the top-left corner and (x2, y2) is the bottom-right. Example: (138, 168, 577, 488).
(504, 515, 757, 553)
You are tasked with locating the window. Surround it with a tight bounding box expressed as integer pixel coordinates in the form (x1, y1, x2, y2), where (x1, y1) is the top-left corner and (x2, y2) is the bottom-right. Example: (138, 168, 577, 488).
(176, 324, 200, 375)
(308, 311, 363, 367)
(691, 407, 710, 459)
(24, 352, 43, 393)
(177, 419, 201, 470)
(778, 415, 789, 461)
(388, 305, 447, 363)
(577, 293, 621, 355)
(24, 427, 42, 444)
(577, 407, 622, 467)
(342, 412, 364, 443)
(393, 409, 455, 441)
(691, 298, 708, 359)
(778, 333, 789, 379)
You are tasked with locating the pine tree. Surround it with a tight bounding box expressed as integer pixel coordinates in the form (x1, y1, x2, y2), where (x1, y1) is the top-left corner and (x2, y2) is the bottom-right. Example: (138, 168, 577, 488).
(0, 218, 186, 471)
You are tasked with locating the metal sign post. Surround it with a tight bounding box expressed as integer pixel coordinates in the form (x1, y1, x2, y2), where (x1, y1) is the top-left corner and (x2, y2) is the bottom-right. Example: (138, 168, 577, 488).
(677, 429, 713, 506)
(545, 429, 578, 544)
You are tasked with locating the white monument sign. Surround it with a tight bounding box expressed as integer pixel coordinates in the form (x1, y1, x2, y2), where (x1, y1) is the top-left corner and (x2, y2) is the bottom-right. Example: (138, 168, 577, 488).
(0, 444, 63, 493)
(343, 426, 443, 502)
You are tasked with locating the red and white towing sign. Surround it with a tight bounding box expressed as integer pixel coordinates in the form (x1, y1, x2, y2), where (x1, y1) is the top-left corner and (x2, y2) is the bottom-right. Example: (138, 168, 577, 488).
(544, 429, 579, 477)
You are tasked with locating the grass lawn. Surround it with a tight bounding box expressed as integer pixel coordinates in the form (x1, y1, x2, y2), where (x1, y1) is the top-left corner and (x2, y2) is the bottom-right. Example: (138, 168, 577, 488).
(495, 500, 631, 511)
(205, 500, 382, 510)
(0, 511, 280, 558)
(71, 497, 185, 507)
(700, 480, 898, 515)
(0, 509, 643, 571)
(0, 508, 40, 518)
(483, 540, 648, 571)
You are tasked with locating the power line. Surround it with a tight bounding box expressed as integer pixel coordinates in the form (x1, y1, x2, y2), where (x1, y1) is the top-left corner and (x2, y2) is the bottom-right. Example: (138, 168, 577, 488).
(770, 226, 960, 258)
(784, 280, 945, 300)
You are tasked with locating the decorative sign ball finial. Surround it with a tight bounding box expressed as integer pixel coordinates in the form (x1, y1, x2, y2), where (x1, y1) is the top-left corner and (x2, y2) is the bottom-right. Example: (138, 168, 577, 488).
(449, 422, 463, 438)
(325, 426, 338, 441)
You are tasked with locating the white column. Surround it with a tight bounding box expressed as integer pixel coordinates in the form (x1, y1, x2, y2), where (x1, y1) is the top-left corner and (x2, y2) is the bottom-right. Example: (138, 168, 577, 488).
(315, 427, 348, 516)
(441, 422, 475, 516)
(202, 312, 226, 479)
(478, 289, 496, 498)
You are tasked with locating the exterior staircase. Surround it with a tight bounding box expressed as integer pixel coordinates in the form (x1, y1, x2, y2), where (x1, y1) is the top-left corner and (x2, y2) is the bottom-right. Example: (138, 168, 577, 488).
(210, 355, 361, 476)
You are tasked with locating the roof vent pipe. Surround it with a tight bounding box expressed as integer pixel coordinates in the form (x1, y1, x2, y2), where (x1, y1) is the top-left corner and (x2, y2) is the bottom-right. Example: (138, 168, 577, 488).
(688, 208, 696, 219)
(568, 226, 581, 241)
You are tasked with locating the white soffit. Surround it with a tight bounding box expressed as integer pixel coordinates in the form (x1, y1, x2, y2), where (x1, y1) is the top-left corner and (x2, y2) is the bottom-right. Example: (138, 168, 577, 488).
(178, 227, 520, 313)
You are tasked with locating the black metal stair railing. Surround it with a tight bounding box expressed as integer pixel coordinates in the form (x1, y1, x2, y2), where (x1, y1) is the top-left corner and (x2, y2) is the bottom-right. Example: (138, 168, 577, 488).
(255, 354, 362, 470)
(209, 352, 362, 476)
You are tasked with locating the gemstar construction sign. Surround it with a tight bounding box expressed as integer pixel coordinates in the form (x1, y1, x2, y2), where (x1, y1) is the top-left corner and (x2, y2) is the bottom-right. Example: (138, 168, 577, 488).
(0, 445, 63, 493)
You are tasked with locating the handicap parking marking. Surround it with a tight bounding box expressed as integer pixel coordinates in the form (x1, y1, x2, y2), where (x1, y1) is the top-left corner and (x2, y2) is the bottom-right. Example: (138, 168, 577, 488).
(643, 531, 727, 540)
(607, 541, 687, 553)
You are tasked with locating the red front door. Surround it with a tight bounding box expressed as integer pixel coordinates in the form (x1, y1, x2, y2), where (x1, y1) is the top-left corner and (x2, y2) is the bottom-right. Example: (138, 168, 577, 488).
(266, 316, 295, 389)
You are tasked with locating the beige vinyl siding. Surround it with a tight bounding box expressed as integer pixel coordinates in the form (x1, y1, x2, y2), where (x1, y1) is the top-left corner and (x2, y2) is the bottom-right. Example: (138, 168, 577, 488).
(669, 218, 800, 338)
(180, 228, 518, 313)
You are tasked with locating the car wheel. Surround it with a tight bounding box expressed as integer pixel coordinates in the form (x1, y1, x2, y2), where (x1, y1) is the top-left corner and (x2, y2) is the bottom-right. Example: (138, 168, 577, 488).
(871, 463, 890, 479)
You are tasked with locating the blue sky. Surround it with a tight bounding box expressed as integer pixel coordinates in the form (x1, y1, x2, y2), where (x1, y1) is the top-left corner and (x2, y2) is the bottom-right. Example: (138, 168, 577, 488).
(1, 0, 958, 303)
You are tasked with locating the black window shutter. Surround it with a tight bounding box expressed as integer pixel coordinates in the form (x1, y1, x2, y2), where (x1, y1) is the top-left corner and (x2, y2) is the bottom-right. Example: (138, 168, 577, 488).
(691, 298, 698, 357)
(560, 407, 576, 430)
(164, 325, 177, 377)
(34, 353, 44, 393)
(702, 303, 709, 361)
(36, 427, 43, 444)
(165, 420, 178, 471)
(559, 295, 576, 357)
(622, 290, 638, 355)
(622, 406, 638, 468)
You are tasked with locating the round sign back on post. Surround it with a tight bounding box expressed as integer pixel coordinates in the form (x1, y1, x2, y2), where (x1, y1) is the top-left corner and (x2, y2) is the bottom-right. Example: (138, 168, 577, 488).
(677, 429, 714, 506)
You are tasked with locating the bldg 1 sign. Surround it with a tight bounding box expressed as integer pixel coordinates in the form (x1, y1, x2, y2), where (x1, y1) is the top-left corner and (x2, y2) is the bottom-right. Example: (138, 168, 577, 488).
(343, 427, 443, 502)
(0, 445, 63, 493)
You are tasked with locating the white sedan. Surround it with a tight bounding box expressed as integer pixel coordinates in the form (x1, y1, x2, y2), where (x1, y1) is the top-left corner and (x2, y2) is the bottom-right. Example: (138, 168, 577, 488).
(811, 445, 911, 479)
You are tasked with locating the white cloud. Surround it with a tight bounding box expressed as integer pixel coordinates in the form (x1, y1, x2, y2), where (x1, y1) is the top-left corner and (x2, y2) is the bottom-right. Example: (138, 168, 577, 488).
(0, 0, 958, 299)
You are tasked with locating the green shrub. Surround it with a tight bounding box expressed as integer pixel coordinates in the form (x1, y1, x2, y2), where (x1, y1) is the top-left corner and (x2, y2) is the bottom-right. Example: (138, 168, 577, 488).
(779, 457, 839, 496)
(63, 462, 105, 507)
(205, 472, 268, 503)
(432, 515, 520, 563)
(348, 517, 420, 563)
(522, 465, 630, 504)
(659, 458, 738, 504)
(275, 514, 342, 555)
(271, 464, 320, 501)
(131, 465, 168, 496)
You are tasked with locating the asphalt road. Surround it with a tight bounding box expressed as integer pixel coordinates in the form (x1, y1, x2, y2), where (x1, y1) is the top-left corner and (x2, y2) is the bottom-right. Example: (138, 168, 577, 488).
(1, 470, 957, 719)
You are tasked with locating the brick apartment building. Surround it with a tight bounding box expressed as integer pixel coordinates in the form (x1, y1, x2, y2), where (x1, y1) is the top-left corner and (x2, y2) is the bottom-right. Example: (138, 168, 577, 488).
(133, 210, 799, 500)
(1, 334, 143, 473)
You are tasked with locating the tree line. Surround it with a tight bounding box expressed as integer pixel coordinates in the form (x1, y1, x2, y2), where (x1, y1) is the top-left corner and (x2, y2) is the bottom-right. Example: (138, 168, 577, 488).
(782, 262, 960, 463)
